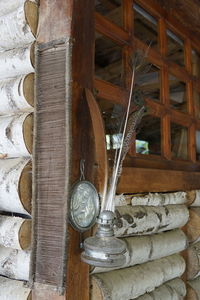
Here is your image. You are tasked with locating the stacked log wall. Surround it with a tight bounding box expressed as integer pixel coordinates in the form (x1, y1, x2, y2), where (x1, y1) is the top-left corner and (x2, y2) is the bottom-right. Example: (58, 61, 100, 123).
(0, 0, 38, 296)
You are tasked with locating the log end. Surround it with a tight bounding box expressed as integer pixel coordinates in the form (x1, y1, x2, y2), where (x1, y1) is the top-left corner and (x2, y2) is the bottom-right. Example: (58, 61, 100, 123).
(187, 208, 200, 242)
(24, 73, 34, 108)
(187, 190, 196, 206)
(19, 161, 32, 214)
(90, 277, 103, 300)
(28, 291, 32, 300)
(23, 113, 33, 154)
(19, 220, 32, 250)
(25, 1, 39, 37)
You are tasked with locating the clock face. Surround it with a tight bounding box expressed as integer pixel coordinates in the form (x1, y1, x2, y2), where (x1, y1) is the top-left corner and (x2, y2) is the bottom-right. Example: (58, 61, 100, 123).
(69, 181, 100, 231)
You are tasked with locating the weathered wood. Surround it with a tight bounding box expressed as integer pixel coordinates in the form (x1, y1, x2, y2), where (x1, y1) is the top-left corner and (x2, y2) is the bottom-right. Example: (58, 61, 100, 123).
(91, 254, 185, 300)
(0, 157, 31, 215)
(0, 246, 30, 280)
(0, 1, 38, 50)
(187, 242, 200, 280)
(0, 276, 31, 299)
(0, 216, 31, 250)
(0, 74, 34, 115)
(114, 205, 189, 237)
(92, 229, 187, 274)
(0, 45, 34, 80)
(135, 278, 186, 300)
(0, 113, 32, 157)
(187, 276, 200, 300)
(187, 208, 200, 242)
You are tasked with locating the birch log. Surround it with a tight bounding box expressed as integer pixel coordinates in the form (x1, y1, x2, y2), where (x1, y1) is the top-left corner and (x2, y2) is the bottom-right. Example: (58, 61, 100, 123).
(0, 113, 33, 157)
(187, 277, 200, 300)
(0, 246, 30, 280)
(187, 242, 200, 280)
(114, 205, 189, 237)
(0, 45, 34, 80)
(0, 216, 31, 250)
(0, 276, 31, 300)
(91, 254, 185, 300)
(0, 74, 34, 115)
(0, 1, 38, 50)
(92, 229, 187, 274)
(135, 278, 186, 300)
(0, 158, 31, 215)
(187, 208, 200, 242)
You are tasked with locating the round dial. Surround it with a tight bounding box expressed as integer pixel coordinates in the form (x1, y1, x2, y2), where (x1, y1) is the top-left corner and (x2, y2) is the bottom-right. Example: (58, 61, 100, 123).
(69, 181, 100, 232)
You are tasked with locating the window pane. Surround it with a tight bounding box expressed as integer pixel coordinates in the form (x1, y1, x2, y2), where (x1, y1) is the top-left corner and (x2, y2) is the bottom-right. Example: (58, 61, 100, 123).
(196, 131, 200, 160)
(169, 74, 187, 112)
(167, 29, 185, 67)
(193, 89, 200, 119)
(171, 123, 188, 160)
(192, 49, 200, 78)
(136, 114, 161, 155)
(135, 62, 161, 102)
(95, 0, 122, 27)
(133, 4, 158, 50)
(95, 33, 123, 86)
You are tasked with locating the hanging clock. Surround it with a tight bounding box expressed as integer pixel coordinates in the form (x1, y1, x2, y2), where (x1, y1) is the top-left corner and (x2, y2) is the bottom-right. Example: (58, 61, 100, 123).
(69, 180, 100, 232)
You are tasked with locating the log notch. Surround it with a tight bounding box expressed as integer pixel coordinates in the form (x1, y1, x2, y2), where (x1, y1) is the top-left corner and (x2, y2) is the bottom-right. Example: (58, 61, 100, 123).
(0, 1, 38, 50)
(0, 246, 30, 280)
(187, 242, 200, 280)
(187, 276, 200, 300)
(187, 208, 200, 242)
(0, 113, 33, 157)
(92, 229, 187, 274)
(189, 190, 200, 206)
(0, 157, 31, 215)
(0, 216, 31, 250)
(0, 276, 31, 300)
(91, 254, 185, 300)
(135, 278, 186, 300)
(114, 205, 189, 237)
(0, 44, 34, 80)
(0, 73, 34, 115)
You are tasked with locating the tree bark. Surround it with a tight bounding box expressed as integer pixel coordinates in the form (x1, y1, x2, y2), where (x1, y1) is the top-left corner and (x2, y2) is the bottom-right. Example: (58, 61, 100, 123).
(0, 216, 31, 250)
(0, 113, 32, 157)
(187, 277, 200, 300)
(114, 205, 189, 237)
(0, 276, 31, 299)
(135, 278, 186, 300)
(92, 229, 187, 274)
(187, 208, 200, 242)
(187, 242, 200, 280)
(0, 44, 34, 80)
(0, 74, 34, 115)
(91, 254, 185, 300)
(0, 157, 31, 215)
(0, 246, 30, 280)
(0, 1, 38, 51)
(0, 0, 36, 17)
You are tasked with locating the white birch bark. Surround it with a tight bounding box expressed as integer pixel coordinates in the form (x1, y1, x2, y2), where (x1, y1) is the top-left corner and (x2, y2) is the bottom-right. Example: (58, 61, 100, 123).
(91, 254, 185, 300)
(92, 229, 187, 274)
(115, 192, 187, 207)
(0, 113, 31, 157)
(0, 45, 34, 80)
(0, 0, 25, 17)
(0, 246, 30, 280)
(0, 75, 33, 115)
(0, 5, 35, 51)
(114, 205, 189, 237)
(135, 278, 186, 300)
(0, 216, 30, 250)
(190, 190, 200, 206)
(0, 157, 31, 215)
(0, 276, 31, 300)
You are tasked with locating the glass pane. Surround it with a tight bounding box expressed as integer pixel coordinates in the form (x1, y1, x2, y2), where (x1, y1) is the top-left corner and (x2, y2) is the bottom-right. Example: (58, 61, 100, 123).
(194, 89, 200, 119)
(135, 62, 161, 102)
(95, 0, 122, 27)
(196, 131, 200, 160)
(95, 33, 123, 85)
(192, 49, 200, 78)
(169, 74, 187, 112)
(133, 4, 158, 50)
(167, 29, 185, 67)
(171, 123, 188, 160)
(136, 114, 161, 155)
